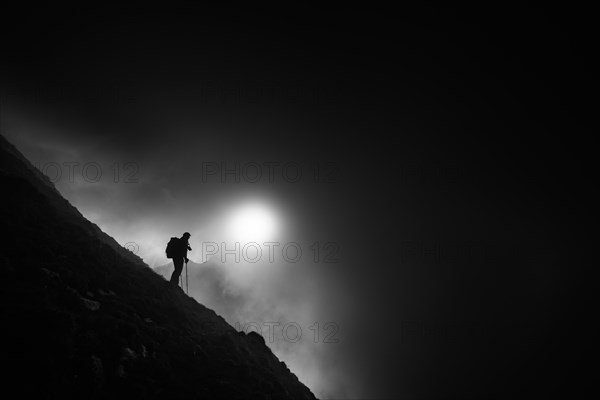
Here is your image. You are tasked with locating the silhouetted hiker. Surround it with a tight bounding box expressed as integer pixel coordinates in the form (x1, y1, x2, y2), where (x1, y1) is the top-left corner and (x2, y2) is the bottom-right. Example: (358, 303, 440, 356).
(166, 232, 192, 287)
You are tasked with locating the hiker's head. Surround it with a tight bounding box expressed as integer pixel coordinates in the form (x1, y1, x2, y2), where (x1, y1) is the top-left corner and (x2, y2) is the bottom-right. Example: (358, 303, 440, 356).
(182, 232, 191, 240)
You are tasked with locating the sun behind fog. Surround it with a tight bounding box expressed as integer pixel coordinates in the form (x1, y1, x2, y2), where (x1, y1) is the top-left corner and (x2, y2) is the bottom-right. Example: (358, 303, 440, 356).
(226, 201, 280, 243)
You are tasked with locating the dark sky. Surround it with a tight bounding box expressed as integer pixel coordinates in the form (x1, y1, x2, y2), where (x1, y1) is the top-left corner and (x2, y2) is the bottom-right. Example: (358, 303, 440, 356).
(1, 4, 594, 398)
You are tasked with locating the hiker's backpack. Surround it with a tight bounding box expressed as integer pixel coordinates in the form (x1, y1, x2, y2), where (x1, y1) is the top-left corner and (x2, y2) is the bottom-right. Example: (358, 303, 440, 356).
(165, 237, 180, 259)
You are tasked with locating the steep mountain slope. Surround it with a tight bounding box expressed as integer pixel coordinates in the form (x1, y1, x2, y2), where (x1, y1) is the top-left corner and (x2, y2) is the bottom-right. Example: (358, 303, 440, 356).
(0, 133, 316, 400)
(153, 259, 241, 321)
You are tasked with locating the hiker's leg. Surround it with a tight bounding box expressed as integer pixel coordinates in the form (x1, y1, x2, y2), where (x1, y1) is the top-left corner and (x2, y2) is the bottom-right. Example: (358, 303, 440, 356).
(169, 267, 178, 285)
(173, 258, 183, 284)
(170, 258, 183, 285)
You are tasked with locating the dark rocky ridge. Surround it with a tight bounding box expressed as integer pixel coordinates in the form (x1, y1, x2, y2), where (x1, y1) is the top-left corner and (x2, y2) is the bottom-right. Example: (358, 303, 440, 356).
(0, 133, 317, 400)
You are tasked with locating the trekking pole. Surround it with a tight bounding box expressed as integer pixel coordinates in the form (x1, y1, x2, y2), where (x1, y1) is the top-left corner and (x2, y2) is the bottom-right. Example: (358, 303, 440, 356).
(185, 260, 189, 294)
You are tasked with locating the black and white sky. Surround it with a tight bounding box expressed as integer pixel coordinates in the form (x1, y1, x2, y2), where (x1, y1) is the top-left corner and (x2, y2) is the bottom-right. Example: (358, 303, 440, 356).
(0, 5, 594, 399)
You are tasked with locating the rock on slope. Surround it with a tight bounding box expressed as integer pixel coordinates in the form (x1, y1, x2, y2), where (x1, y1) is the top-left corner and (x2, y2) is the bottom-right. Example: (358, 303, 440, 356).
(0, 133, 317, 400)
